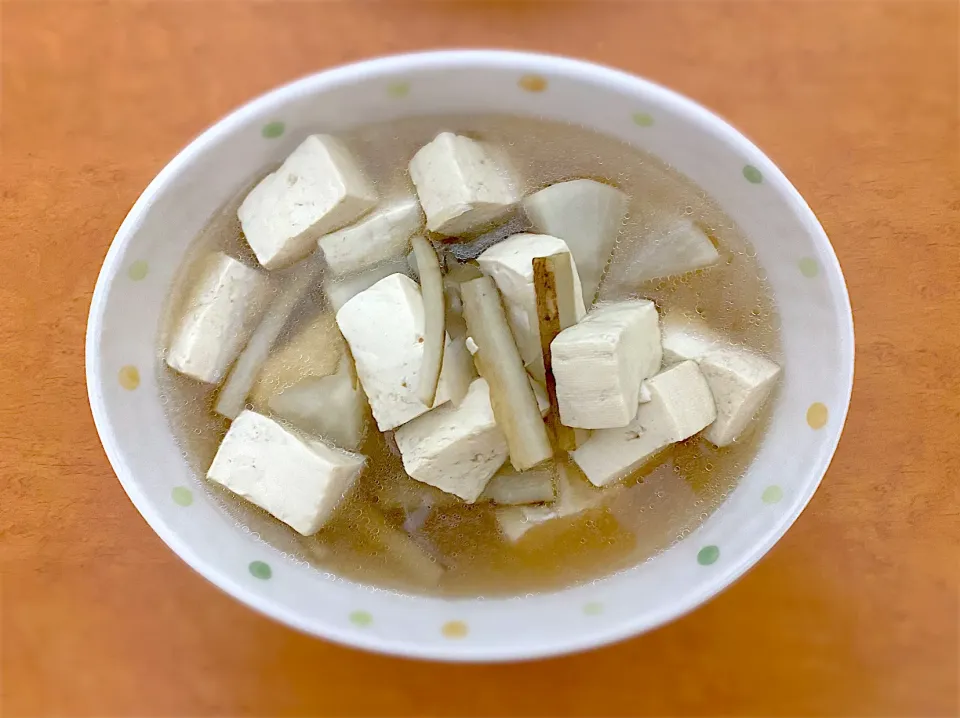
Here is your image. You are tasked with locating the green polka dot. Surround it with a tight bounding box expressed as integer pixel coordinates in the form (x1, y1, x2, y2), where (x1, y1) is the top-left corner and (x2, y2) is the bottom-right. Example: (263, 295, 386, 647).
(249, 560, 272, 580)
(632, 112, 654, 127)
(349, 610, 373, 627)
(697, 545, 720, 565)
(583, 602, 603, 616)
(387, 81, 410, 98)
(171, 486, 193, 506)
(762, 485, 784, 504)
(128, 260, 148, 281)
(261, 121, 285, 139)
(118, 365, 140, 391)
(799, 257, 819, 278)
(743, 165, 763, 184)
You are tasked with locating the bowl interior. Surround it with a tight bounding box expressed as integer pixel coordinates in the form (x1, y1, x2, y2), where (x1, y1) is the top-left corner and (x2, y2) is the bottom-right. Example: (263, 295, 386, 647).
(86, 51, 853, 661)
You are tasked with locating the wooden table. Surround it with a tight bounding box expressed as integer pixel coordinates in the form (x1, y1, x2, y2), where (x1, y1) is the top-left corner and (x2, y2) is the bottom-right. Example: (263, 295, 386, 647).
(3, 1, 957, 715)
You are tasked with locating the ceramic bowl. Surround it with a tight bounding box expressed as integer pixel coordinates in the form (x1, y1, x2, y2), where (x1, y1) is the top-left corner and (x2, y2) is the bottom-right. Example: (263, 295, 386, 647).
(86, 50, 854, 661)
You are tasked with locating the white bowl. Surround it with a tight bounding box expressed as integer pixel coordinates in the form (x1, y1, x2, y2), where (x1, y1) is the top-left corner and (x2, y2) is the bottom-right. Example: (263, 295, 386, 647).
(86, 50, 854, 662)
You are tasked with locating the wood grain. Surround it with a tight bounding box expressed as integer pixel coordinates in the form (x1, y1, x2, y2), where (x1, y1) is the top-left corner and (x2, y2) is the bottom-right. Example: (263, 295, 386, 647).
(1, 1, 957, 716)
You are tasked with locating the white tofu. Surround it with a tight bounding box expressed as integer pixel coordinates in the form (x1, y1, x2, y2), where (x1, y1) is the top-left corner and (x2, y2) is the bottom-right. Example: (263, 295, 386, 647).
(552, 300, 662, 429)
(522, 179, 629, 304)
(317, 198, 424, 277)
(699, 348, 781, 446)
(394, 379, 508, 502)
(660, 313, 727, 366)
(335, 273, 466, 430)
(572, 361, 717, 487)
(480, 463, 555, 505)
(408, 132, 517, 236)
(627, 217, 720, 284)
(166, 252, 269, 384)
(476, 233, 587, 367)
(207, 410, 365, 535)
(239, 135, 378, 269)
(322, 256, 412, 312)
(267, 359, 369, 451)
(495, 463, 607, 542)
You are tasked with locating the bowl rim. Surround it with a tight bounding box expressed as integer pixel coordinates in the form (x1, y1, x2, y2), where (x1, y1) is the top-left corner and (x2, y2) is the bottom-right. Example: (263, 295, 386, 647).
(86, 49, 855, 661)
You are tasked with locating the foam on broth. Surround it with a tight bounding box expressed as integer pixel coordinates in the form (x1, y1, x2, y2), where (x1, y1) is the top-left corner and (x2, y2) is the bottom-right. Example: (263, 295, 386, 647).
(157, 114, 781, 597)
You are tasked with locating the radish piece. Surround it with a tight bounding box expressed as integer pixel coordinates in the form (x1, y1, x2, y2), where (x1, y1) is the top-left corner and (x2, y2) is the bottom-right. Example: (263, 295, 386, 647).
(523, 179, 628, 304)
(460, 276, 553, 470)
(411, 236, 445, 407)
(215, 257, 322, 419)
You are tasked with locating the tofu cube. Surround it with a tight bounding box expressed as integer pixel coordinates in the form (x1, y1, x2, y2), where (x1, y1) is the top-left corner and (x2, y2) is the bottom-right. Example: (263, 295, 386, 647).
(239, 135, 378, 270)
(166, 252, 269, 384)
(699, 348, 781, 446)
(322, 256, 412, 312)
(207, 410, 365, 535)
(495, 462, 607, 542)
(572, 361, 717, 487)
(552, 300, 662, 429)
(335, 273, 463, 430)
(477, 233, 587, 368)
(318, 198, 424, 277)
(394, 379, 508, 502)
(409, 132, 517, 235)
(660, 313, 727, 366)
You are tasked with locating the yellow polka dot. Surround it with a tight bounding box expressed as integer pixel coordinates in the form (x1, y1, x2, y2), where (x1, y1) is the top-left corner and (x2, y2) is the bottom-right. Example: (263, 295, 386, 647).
(441, 620, 468, 639)
(518, 74, 547, 93)
(806, 402, 828, 429)
(118, 365, 140, 390)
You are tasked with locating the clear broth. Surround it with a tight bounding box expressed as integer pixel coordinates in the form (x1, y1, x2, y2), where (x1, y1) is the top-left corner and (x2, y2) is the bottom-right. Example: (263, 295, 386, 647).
(157, 114, 781, 597)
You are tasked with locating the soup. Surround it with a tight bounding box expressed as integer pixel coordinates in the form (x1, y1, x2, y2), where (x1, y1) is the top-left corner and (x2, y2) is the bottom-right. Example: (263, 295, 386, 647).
(158, 114, 781, 597)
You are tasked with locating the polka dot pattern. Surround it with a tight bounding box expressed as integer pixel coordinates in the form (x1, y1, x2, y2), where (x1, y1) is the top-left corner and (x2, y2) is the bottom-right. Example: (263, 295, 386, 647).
(583, 602, 604, 616)
(518, 74, 547, 93)
(807, 402, 829, 429)
(261, 121, 285, 139)
(128, 260, 148, 281)
(249, 560, 272, 580)
(743, 165, 763, 184)
(349, 610, 373, 627)
(799, 257, 819, 277)
(387, 81, 410, 98)
(441, 620, 468, 639)
(118, 365, 140, 391)
(632, 112, 654, 127)
(171, 486, 193, 506)
(697, 545, 720, 566)
(762, 485, 784, 504)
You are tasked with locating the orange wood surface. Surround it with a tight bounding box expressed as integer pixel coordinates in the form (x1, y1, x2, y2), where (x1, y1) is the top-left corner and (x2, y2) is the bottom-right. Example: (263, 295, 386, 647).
(2, 1, 958, 716)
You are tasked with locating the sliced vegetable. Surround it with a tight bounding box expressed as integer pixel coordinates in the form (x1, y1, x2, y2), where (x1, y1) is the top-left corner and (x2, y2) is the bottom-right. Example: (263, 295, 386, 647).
(522, 179, 628, 304)
(345, 503, 445, 586)
(533, 253, 578, 452)
(480, 463, 555, 505)
(215, 257, 323, 419)
(460, 276, 553, 470)
(411, 236, 445, 407)
(267, 357, 370, 451)
(606, 217, 719, 290)
(440, 336, 474, 407)
(248, 311, 344, 408)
